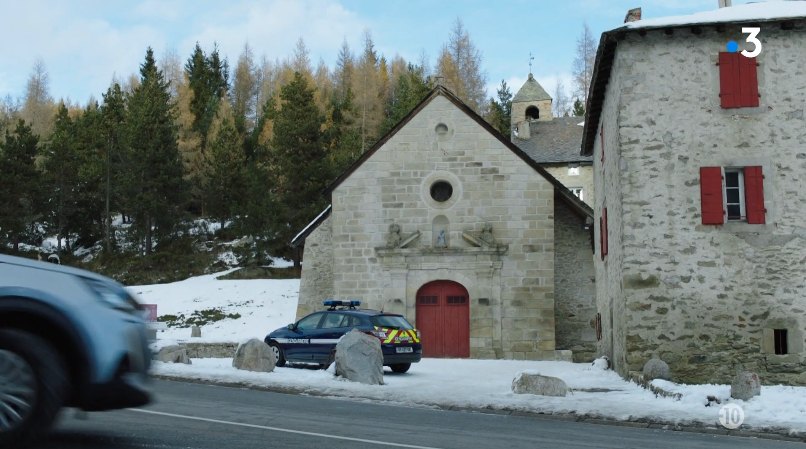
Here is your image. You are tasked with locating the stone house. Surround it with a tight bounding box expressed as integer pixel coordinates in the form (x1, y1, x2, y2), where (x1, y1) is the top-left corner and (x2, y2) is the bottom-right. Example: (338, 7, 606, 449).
(294, 86, 597, 362)
(583, 3, 806, 384)
(510, 74, 594, 207)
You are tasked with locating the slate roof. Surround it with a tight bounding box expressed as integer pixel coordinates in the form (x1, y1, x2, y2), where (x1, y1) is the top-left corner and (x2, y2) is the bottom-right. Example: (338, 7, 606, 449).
(512, 117, 591, 164)
(512, 73, 552, 103)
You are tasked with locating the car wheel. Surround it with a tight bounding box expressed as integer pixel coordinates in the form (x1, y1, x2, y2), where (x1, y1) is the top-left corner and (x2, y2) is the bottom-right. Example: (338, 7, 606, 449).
(268, 341, 286, 367)
(389, 363, 411, 374)
(0, 329, 68, 447)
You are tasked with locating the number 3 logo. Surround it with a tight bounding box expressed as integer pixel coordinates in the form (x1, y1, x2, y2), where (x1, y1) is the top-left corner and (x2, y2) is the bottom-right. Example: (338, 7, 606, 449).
(741, 27, 762, 58)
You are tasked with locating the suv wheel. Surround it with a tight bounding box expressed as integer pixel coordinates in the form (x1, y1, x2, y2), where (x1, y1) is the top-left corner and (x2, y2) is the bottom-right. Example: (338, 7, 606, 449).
(268, 342, 286, 367)
(0, 329, 68, 447)
(389, 363, 411, 374)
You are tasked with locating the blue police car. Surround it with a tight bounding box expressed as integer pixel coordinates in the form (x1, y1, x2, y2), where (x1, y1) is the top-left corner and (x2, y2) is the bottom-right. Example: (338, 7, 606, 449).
(264, 300, 422, 373)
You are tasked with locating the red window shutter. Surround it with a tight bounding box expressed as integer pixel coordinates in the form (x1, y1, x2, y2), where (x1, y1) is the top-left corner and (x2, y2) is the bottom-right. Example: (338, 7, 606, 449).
(600, 208, 608, 260)
(600, 126, 605, 163)
(700, 167, 724, 225)
(738, 56, 760, 107)
(719, 52, 739, 109)
(744, 166, 765, 224)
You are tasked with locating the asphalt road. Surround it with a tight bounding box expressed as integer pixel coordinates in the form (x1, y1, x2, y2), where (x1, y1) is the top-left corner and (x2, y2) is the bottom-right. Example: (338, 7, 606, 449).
(32, 379, 804, 449)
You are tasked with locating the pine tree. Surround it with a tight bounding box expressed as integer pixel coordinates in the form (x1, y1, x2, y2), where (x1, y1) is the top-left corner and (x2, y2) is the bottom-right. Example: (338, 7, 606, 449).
(0, 120, 43, 251)
(271, 72, 331, 269)
(41, 103, 80, 251)
(204, 102, 247, 222)
(124, 48, 187, 254)
(185, 43, 229, 150)
(485, 80, 512, 136)
(381, 63, 430, 135)
(70, 102, 107, 247)
(100, 83, 127, 252)
(572, 98, 585, 117)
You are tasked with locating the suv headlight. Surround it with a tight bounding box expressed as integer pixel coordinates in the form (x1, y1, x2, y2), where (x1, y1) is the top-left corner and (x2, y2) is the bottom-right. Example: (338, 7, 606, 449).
(82, 278, 140, 314)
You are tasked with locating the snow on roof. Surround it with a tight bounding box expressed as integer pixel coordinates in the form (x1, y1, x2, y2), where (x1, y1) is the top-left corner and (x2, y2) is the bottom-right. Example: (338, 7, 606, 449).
(624, 1, 806, 30)
(291, 204, 331, 245)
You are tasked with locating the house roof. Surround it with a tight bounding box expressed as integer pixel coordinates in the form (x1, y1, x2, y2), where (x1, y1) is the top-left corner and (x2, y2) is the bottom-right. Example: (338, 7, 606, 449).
(512, 117, 591, 164)
(582, 2, 806, 156)
(290, 205, 331, 247)
(292, 85, 593, 245)
(512, 73, 552, 103)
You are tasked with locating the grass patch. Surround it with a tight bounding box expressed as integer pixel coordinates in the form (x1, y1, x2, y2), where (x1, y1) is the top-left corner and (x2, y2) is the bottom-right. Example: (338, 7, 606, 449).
(157, 308, 242, 327)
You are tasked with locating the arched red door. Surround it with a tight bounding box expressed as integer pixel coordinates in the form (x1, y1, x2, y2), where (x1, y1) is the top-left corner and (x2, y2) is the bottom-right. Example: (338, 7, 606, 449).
(416, 280, 469, 358)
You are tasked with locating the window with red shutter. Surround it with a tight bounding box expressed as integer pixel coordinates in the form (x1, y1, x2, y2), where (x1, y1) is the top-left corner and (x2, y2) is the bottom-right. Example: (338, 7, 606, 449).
(743, 166, 766, 224)
(719, 52, 759, 108)
(600, 125, 605, 163)
(600, 208, 608, 260)
(700, 167, 724, 225)
(700, 165, 766, 225)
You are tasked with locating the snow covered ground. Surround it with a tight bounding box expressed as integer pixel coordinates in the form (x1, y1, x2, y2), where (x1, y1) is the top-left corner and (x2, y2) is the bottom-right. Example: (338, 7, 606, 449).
(133, 270, 806, 436)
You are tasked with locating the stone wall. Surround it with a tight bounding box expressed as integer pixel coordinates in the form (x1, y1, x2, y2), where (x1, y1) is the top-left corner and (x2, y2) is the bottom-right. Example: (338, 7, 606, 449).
(543, 164, 594, 207)
(297, 216, 334, 319)
(598, 26, 806, 384)
(553, 199, 597, 362)
(327, 94, 563, 360)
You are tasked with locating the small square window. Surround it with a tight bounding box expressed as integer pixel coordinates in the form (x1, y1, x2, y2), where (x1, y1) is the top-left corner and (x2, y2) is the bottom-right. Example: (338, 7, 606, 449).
(774, 329, 788, 355)
(568, 165, 580, 176)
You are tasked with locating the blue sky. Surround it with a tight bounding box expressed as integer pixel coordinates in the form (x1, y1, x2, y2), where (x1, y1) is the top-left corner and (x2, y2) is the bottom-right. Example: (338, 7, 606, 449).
(0, 0, 774, 106)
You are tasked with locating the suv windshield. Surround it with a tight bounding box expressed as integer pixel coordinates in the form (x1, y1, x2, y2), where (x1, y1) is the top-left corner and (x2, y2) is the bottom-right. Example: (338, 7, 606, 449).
(370, 315, 413, 329)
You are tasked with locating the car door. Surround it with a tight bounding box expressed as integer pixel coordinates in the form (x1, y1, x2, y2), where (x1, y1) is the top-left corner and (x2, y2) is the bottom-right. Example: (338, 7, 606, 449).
(306, 312, 348, 363)
(284, 312, 324, 362)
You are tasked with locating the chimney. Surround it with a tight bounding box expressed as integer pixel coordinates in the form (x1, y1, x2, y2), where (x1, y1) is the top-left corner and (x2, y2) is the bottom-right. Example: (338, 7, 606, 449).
(719, 0, 731, 7)
(624, 8, 642, 23)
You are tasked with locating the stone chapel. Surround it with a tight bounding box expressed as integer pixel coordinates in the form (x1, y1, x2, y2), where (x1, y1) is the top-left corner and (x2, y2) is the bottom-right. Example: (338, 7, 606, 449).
(293, 85, 597, 362)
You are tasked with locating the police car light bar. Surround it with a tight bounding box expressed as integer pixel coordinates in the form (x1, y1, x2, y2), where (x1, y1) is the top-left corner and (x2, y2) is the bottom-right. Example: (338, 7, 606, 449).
(323, 299, 361, 309)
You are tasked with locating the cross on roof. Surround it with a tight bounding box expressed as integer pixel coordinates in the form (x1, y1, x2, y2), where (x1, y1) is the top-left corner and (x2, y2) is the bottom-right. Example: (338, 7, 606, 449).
(529, 52, 534, 74)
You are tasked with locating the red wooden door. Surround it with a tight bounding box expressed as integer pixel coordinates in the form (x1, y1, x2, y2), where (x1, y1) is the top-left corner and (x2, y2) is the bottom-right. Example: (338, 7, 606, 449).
(416, 281, 469, 358)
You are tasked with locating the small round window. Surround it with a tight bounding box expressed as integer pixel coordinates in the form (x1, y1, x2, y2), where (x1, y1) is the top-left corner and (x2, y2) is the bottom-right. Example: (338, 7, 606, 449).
(430, 181, 453, 202)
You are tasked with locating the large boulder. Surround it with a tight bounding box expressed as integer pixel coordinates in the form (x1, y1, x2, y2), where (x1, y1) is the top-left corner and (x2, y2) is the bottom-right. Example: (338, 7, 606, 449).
(232, 339, 276, 373)
(154, 345, 191, 364)
(335, 329, 384, 385)
(512, 372, 567, 397)
(642, 357, 671, 381)
(731, 371, 761, 400)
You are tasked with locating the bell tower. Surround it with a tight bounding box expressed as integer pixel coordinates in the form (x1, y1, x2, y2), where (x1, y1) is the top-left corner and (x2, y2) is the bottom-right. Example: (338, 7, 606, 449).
(511, 73, 553, 139)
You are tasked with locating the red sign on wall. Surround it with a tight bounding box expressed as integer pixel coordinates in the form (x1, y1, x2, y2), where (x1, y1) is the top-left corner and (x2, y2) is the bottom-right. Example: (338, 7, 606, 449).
(142, 304, 158, 322)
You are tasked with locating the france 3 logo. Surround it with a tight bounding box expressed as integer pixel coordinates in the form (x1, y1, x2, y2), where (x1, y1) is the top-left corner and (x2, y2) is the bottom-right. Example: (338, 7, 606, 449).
(726, 27, 762, 58)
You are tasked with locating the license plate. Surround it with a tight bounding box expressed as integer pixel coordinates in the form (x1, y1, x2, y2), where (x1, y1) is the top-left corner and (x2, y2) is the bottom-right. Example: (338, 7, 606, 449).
(396, 346, 413, 353)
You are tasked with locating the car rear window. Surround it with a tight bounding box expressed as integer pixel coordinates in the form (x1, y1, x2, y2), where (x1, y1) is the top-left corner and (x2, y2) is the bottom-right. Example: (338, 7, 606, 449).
(370, 315, 413, 329)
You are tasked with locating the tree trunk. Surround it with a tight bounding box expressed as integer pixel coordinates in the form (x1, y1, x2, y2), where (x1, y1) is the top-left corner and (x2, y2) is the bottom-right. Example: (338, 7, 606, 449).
(105, 140, 112, 253)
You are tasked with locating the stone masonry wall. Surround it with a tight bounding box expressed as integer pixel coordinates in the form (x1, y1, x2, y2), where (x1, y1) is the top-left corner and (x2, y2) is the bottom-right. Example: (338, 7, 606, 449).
(329, 95, 560, 360)
(543, 164, 594, 207)
(593, 48, 626, 374)
(554, 199, 597, 361)
(296, 216, 334, 319)
(609, 26, 806, 384)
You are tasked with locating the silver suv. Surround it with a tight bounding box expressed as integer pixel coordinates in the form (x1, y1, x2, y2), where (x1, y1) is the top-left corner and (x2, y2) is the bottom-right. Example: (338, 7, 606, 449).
(0, 254, 151, 447)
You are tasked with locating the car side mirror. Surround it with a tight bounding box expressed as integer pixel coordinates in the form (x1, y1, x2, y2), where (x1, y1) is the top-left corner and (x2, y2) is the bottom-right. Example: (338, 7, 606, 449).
(287, 323, 296, 330)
